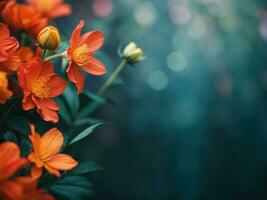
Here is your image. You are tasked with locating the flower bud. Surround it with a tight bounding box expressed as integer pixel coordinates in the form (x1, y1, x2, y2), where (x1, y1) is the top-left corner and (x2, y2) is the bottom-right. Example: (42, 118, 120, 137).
(121, 42, 145, 64)
(37, 26, 60, 50)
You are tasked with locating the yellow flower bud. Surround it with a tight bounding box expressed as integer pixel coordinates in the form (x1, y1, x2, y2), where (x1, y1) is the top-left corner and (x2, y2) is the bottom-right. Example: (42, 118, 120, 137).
(121, 42, 145, 64)
(37, 26, 60, 50)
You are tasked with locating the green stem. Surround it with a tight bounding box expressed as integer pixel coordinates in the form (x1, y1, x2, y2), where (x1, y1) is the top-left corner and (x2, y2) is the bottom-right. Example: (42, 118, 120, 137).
(97, 59, 127, 95)
(42, 49, 47, 61)
(44, 52, 66, 61)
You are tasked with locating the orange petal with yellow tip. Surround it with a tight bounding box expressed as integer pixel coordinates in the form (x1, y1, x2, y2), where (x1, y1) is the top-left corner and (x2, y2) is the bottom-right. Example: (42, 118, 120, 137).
(39, 128, 63, 159)
(45, 154, 78, 171)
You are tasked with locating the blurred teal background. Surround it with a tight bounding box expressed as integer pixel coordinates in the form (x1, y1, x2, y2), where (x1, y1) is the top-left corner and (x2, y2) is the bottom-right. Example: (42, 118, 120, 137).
(56, 0, 267, 199)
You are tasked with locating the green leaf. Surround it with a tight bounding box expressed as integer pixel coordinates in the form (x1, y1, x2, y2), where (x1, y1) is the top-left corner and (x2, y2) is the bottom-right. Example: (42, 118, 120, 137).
(3, 131, 18, 143)
(83, 91, 106, 104)
(69, 123, 104, 145)
(47, 176, 94, 200)
(57, 97, 72, 123)
(77, 92, 107, 118)
(74, 118, 107, 126)
(20, 139, 32, 157)
(62, 86, 80, 117)
(4, 114, 29, 135)
(77, 102, 101, 118)
(71, 161, 104, 175)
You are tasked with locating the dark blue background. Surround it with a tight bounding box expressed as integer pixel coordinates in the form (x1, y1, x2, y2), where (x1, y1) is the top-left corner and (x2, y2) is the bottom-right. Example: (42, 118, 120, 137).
(55, 0, 267, 199)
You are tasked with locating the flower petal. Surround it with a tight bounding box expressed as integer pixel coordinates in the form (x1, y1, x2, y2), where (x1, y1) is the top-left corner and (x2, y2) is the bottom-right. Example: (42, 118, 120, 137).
(40, 128, 64, 159)
(28, 124, 41, 154)
(49, 4, 72, 18)
(0, 142, 28, 180)
(45, 154, 78, 171)
(79, 30, 104, 52)
(70, 20, 84, 49)
(47, 76, 67, 98)
(66, 62, 85, 93)
(0, 54, 21, 72)
(82, 57, 107, 75)
(30, 165, 43, 179)
(43, 164, 60, 177)
(22, 95, 35, 110)
(32, 97, 60, 123)
(0, 180, 23, 200)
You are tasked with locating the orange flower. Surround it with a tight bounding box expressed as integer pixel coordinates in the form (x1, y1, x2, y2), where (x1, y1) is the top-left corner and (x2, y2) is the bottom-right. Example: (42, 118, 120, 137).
(0, 71, 12, 104)
(0, 23, 19, 61)
(67, 20, 107, 93)
(28, 124, 78, 178)
(17, 60, 67, 123)
(15, 47, 35, 63)
(27, 0, 71, 19)
(15, 177, 54, 200)
(0, 0, 10, 11)
(2, 1, 48, 37)
(0, 142, 29, 200)
(0, 47, 39, 73)
(0, 23, 20, 73)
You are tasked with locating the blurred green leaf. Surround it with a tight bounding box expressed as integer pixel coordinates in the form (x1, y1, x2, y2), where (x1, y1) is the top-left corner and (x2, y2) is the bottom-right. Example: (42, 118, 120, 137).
(4, 114, 29, 135)
(20, 139, 32, 157)
(74, 117, 107, 126)
(3, 131, 18, 143)
(83, 91, 106, 104)
(68, 123, 104, 145)
(77, 92, 107, 118)
(47, 176, 94, 200)
(57, 97, 72, 124)
(71, 161, 104, 175)
(62, 86, 80, 117)
(110, 77, 125, 89)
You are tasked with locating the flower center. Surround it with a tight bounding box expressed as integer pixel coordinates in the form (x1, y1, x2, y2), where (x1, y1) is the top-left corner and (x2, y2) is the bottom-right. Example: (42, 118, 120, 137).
(32, 76, 50, 98)
(73, 44, 91, 66)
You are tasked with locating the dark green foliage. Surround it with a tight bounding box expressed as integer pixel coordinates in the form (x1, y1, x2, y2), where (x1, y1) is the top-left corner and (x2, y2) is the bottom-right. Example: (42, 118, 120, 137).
(47, 176, 94, 200)
(71, 161, 104, 175)
(68, 123, 104, 145)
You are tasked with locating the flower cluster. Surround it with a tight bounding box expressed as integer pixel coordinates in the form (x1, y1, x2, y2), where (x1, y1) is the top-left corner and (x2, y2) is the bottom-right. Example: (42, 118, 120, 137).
(0, 0, 144, 200)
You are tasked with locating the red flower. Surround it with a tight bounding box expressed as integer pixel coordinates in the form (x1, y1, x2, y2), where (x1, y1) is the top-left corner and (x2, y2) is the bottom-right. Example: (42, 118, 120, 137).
(18, 60, 67, 123)
(67, 20, 107, 93)
(2, 1, 48, 37)
(0, 23, 21, 73)
(0, 0, 10, 12)
(0, 71, 13, 104)
(27, 0, 71, 19)
(15, 177, 54, 200)
(0, 142, 28, 200)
